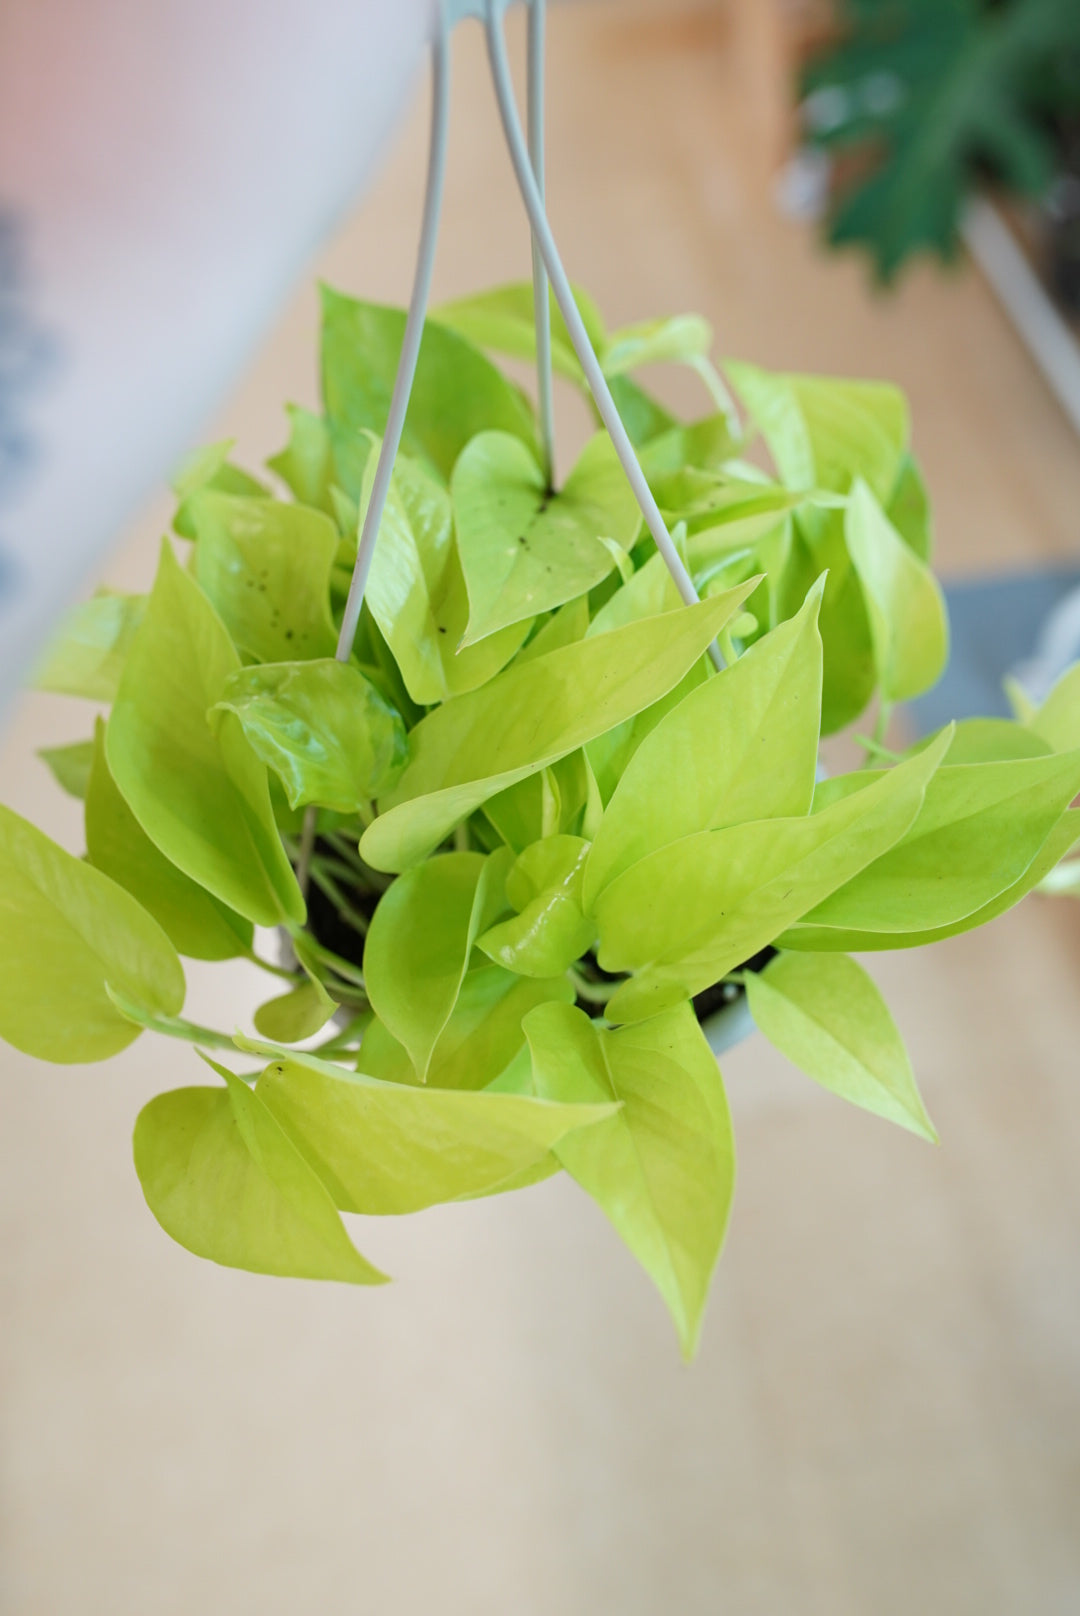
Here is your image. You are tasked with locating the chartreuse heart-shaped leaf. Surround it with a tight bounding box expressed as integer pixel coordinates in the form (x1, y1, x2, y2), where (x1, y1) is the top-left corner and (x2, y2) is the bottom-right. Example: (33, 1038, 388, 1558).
(320, 288, 539, 492)
(364, 850, 512, 1081)
(359, 443, 529, 704)
(38, 738, 96, 800)
(845, 479, 948, 703)
(32, 591, 145, 701)
(86, 719, 252, 961)
(886, 452, 932, 560)
(923, 717, 1051, 765)
(596, 730, 951, 1024)
(134, 1056, 385, 1284)
(478, 835, 595, 977)
(433, 280, 604, 383)
(360, 964, 575, 1091)
(744, 952, 936, 1140)
(584, 577, 825, 908)
(212, 659, 406, 813)
(1030, 662, 1080, 752)
(253, 978, 337, 1044)
(726, 362, 909, 502)
(186, 490, 338, 663)
(0, 802, 184, 1062)
(246, 1044, 617, 1213)
(602, 313, 714, 378)
(515, 597, 590, 665)
(524, 1001, 734, 1358)
(171, 440, 269, 537)
(266, 405, 336, 515)
(361, 586, 757, 874)
(106, 541, 304, 928)
(451, 430, 641, 644)
(802, 749, 1080, 935)
(783, 807, 1080, 953)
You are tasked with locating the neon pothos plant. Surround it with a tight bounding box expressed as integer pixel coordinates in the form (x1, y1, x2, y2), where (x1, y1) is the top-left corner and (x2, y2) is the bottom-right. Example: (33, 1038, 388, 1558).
(13, 281, 1080, 1356)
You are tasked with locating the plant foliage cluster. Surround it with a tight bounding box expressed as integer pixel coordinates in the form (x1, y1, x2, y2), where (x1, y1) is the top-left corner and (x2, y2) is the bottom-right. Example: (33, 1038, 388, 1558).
(803, 0, 1080, 280)
(12, 282, 1080, 1353)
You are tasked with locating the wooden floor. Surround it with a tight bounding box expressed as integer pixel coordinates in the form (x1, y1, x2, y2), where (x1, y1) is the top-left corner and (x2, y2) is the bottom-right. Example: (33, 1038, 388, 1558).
(3, 4, 1080, 1612)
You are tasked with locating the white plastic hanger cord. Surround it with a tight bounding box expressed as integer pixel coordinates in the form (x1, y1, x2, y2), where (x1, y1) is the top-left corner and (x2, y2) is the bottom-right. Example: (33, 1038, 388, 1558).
(483, 0, 724, 671)
(527, 0, 556, 487)
(335, 4, 451, 666)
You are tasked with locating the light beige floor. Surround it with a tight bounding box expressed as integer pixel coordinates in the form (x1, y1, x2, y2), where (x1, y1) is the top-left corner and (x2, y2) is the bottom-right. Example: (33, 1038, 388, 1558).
(3, 4, 1080, 1613)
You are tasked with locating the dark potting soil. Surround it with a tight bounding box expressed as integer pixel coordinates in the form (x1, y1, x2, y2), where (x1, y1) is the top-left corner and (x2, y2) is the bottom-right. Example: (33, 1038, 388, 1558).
(304, 841, 776, 1029)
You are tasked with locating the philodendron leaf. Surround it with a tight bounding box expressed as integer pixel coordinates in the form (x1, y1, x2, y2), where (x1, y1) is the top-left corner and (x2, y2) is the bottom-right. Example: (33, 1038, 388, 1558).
(596, 729, 951, 1024)
(0, 803, 185, 1062)
(187, 490, 338, 663)
(478, 835, 595, 977)
(86, 719, 252, 961)
(38, 738, 96, 800)
(584, 577, 825, 908)
(106, 541, 304, 928)
(248, 1044, 617, 1213)
(783, 807, 1080, 953)
(253, 978, 337, 1043)
(32, 591, 145, 701)
(361, 585, 757, 873)
(363, 850, 511, 1081)
(845, 479, 948, 703)
(524, 1001, 735, 1358)
(451, 430, 640, 643)
(744, 952, 936, 1140)
(359, 443, 529, 704)
(726, 362, 908, 503)
(134, 1057, 385, 1284)
(432, 280, 604, 383)
(320, 288, 539, 491)
(360, 964, 575, 1091)
(213, 659, 406, 813)
(1030, 662, 1080, 752)
(802, 750, 1080, 935)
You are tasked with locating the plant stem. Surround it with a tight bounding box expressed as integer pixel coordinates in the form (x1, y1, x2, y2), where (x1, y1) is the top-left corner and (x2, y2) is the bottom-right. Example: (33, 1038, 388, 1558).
(567, 965, 620, 1005)
(243, 948, 302, 983)
(308, 860, 371, 937)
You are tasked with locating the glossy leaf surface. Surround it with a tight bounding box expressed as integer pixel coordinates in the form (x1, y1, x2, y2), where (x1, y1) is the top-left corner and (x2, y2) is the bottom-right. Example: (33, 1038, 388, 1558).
(187, 491, 338, 663)
(1031, 663, 1080, 752)
(364, 851, 509, 1081)
(584, 579, 824, 907)
(106, 541, 304, 927)
(726, 362, 908, 501)
(479, 836, 594, 977)
(804, 750, 1080, 934)
(252, 1046, 617, 1213)
(0, 803, 184, 1062)
(320, 289, 538, 488)
(361, 587, 756, 873)
(214, 659, 406, 813)
(451, 431, 640, 643)
(845, 479, 948, 702)
(86, 719, 252, 960)
(745, 952, 936, 1139)
(134, 1060, 385, 1284)
(596, 731, 950, 1022)
(360, 964, 575, 1091)
(360, 446, 528, 704)
(525, 1001, 734, 1357)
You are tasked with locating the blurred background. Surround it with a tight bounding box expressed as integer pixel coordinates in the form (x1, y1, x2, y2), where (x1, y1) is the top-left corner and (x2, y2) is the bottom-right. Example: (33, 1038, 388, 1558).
(3, 1, 1080, 1611)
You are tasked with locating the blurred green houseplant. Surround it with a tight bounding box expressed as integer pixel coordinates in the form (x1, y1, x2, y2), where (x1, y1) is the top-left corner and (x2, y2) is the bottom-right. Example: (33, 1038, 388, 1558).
(10, 281, 1080, 1354)
(802, 0, 1080, 282)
